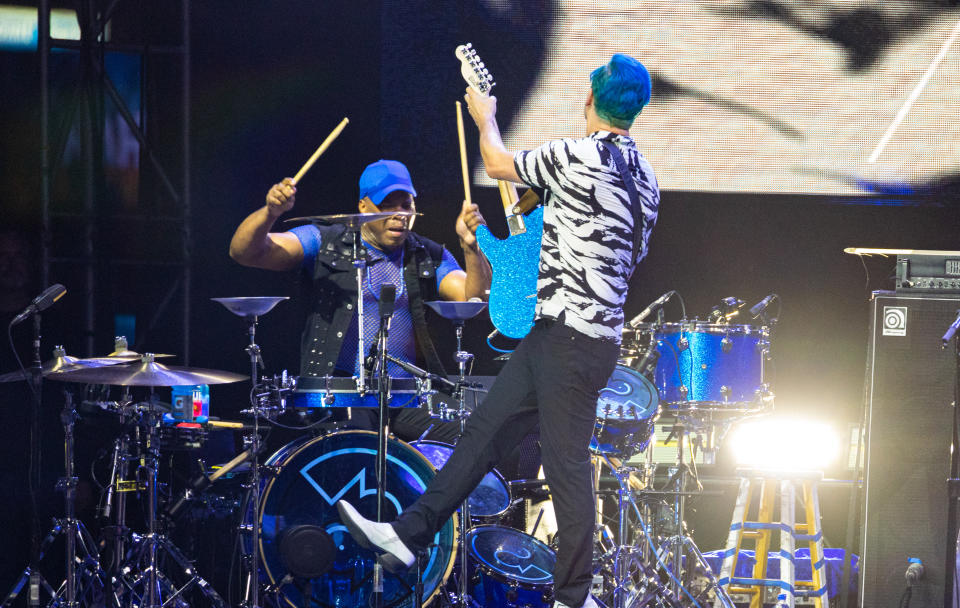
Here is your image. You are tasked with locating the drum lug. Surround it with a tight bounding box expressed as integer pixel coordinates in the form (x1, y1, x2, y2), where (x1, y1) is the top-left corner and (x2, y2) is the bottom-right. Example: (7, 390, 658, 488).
(679, 385, 689, 399)
(755, 384, 775, 403)
(720, 385, 731, 400)
(756, 339, 771, 360)
(721, 336, 733, 353)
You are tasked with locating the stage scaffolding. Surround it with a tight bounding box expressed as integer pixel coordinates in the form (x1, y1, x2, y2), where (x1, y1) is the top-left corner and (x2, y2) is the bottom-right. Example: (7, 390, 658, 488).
(38, 0, 192, 362)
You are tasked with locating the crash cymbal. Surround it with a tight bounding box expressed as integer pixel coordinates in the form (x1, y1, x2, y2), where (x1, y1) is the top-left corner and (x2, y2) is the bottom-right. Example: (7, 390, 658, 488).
(425, 300, 488, 322)
(107, 349, 174, 359)
(46, 354, 248, 387)
(284, 211, 420, 230)
(211, 296, 289, 318)
(0, 347, 135, 383)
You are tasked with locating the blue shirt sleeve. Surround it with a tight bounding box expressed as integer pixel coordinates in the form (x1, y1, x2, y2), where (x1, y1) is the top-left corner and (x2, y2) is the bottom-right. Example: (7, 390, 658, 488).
(288, 224, 322, 271)
(435, 247, 463, 289)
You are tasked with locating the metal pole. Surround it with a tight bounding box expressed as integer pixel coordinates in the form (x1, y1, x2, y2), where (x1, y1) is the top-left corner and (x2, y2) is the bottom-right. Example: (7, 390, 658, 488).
(181, 0, 192, 365)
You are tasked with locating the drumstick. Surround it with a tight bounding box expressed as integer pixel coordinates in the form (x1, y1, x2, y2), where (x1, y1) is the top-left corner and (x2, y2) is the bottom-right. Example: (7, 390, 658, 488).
(455, 101, 472, 206)
(291, 117, 350, 185)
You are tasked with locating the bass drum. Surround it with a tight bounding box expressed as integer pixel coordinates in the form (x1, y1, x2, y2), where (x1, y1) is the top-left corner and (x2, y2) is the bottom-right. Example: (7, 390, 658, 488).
(252, 430, 456, 608)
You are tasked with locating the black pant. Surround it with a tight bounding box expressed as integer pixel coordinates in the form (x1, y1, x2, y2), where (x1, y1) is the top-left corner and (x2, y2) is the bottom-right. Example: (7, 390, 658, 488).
(392, 319, 619, 607)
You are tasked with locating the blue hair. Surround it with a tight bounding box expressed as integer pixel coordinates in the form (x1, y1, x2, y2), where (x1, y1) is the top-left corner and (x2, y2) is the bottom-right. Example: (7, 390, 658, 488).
(590, 54, 652, 130)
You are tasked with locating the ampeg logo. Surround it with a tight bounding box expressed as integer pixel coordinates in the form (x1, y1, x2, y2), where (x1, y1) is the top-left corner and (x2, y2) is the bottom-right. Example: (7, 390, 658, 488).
(882, 306, 908, 336)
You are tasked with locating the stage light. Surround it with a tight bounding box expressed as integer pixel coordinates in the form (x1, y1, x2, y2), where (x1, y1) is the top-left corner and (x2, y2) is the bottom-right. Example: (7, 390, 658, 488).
(728, 418, 841, 473)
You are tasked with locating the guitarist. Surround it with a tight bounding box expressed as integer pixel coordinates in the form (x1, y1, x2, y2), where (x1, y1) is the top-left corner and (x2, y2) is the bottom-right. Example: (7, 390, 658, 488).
(338, 54, 660, 608)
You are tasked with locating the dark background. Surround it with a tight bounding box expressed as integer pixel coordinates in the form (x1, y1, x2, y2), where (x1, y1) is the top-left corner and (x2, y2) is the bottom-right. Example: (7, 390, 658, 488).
(0, 0, 958, 598)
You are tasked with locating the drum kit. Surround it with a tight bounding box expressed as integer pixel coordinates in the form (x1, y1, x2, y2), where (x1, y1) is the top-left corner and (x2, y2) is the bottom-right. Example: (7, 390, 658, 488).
(0, 209, 779, 608)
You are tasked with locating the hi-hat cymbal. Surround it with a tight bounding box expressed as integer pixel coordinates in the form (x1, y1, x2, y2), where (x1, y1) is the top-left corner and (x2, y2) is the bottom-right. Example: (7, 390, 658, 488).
(284, 211, 420, 230)
(0, 348, 136, 383)
(46, 356, 247, 387)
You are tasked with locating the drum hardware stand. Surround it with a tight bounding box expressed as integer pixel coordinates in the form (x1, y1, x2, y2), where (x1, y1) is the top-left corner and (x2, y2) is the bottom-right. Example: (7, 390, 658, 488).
(2, 388, 113, 608)
(211, 296, 288, 608)
(657, 420, 735, 608)
(110, 388, 226, 608)
(424, 300, 487, 608)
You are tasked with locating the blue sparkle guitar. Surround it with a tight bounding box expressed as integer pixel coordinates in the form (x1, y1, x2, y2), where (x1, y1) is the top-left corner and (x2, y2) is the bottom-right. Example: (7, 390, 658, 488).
(457, 43, 542, 339)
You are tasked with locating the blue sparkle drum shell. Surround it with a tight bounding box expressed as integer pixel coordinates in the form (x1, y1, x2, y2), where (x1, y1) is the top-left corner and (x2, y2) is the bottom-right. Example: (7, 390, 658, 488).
(467, 525, 555, 608)
(591, 364, 660, 457)
(653, 322, 768, 408)
(251, 431, 456, 608)
(410, 440, 511, 519)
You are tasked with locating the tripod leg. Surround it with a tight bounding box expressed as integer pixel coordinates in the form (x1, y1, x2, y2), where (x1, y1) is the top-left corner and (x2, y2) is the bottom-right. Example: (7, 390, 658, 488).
(155, 537, 228, 608)
(1, 520, 64, 607)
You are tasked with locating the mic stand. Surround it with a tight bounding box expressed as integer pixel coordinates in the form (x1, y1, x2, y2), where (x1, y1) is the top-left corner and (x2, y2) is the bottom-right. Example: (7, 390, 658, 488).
(373, 313, 392, 608)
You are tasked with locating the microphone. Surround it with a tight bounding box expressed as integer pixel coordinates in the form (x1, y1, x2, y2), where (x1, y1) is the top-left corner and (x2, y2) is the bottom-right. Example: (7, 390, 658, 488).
(749, 294, 778, 318)
(365, 284, 398, 373)
(628, 291, 675, 327)
(379, 284, 397, 320)
(905, 558, 924, 586)
(11, 284, 67, 325)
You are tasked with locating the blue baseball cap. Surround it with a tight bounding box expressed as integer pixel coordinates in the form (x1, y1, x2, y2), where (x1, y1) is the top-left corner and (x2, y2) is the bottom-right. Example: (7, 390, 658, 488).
(358, 160, 417, 206)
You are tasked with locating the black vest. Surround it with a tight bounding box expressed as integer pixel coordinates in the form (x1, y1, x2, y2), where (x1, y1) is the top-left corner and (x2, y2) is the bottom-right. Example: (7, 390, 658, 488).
(299, 223, 449, 378)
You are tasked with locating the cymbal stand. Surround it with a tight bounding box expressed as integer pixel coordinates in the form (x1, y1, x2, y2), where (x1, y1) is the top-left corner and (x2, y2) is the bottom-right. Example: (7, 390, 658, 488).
(1, 388, 113, 608)
(450, 318, 473, 608)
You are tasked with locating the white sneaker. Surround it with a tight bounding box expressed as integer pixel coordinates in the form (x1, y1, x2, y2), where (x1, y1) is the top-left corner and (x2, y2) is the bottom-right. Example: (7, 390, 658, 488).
(336, 500, 415, 572)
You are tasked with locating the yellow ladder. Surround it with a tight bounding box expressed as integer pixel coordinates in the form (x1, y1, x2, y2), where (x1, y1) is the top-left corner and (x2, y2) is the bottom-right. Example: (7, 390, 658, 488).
(713, 470, 829, 608)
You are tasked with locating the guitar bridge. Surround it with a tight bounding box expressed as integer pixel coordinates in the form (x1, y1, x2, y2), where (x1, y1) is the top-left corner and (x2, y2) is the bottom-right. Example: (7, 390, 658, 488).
(506, 214, 526, 236)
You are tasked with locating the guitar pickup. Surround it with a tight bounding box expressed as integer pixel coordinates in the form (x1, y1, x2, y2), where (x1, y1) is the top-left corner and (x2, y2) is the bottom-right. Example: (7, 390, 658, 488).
(506, 214, 526, 236)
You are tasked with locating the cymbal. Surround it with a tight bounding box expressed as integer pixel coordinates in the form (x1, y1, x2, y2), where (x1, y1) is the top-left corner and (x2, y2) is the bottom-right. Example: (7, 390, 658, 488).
(212, 296, 289, 318)
(46, 356, 248, 387)
(284, 211, 420, 230)
(107, 348, 174, 359)
(0, 349, 136, 383)
(425, 300, 487, 321)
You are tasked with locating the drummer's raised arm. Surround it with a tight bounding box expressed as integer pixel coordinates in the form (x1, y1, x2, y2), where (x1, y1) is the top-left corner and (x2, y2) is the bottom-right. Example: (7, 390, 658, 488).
(229, 179, 305, 271)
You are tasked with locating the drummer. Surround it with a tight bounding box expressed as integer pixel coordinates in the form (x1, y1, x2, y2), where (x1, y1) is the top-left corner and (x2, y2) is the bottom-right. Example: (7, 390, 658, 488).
(228, 159, 491, 442)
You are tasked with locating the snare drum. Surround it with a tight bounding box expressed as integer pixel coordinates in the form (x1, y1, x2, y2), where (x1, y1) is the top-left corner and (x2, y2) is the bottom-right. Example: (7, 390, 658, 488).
(591, 365, 660, 458)
(289, 375, 428, 409)
(654, 322, 770, 408)
(411, 440, 511, 519)
(468, 525, 556, 608)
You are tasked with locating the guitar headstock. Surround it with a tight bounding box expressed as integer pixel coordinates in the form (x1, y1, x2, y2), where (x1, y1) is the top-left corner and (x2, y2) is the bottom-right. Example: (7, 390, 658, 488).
(456, 43, 494, 96)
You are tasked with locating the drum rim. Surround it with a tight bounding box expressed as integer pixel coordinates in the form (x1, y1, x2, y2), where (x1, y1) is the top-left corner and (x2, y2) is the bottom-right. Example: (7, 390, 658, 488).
(410, 439, 512, 518)
(651, 322, 765, 334)
(258, 429, 457, 608)
(465, 524, 556, 590)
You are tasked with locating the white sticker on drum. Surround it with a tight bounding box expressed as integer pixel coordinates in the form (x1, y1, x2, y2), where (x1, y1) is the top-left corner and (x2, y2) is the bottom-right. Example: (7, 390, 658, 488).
(882, 306, 908, 337)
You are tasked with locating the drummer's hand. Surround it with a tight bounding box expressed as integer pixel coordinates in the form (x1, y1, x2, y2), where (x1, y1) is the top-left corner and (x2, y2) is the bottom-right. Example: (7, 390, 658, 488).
(456, 199, 486, 249)
(266, 178, 296, 218)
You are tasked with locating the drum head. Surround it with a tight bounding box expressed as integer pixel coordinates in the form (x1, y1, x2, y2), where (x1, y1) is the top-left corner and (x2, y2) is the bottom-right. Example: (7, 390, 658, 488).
(256, 431, 456, 608)
(592, 365, 660, 456)
(411, 440, 511, 518)
(467, 525, 555, 589)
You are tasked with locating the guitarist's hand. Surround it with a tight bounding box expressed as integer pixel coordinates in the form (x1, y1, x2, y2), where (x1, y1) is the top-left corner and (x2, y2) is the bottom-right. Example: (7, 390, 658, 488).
(465, 87, 497, 127)
(455, 199, 486, 250)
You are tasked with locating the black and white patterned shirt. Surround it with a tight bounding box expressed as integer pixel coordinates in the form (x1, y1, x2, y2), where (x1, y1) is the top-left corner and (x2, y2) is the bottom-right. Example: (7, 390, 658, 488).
(514, 130, 660, 342)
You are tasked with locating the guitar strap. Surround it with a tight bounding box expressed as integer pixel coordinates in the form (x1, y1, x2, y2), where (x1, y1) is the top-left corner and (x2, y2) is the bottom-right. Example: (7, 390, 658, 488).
(599, 140, 644, 268)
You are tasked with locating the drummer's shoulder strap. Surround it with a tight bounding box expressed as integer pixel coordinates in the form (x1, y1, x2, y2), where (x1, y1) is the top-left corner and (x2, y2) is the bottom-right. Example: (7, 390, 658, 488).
(403, 232, 448, 376)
